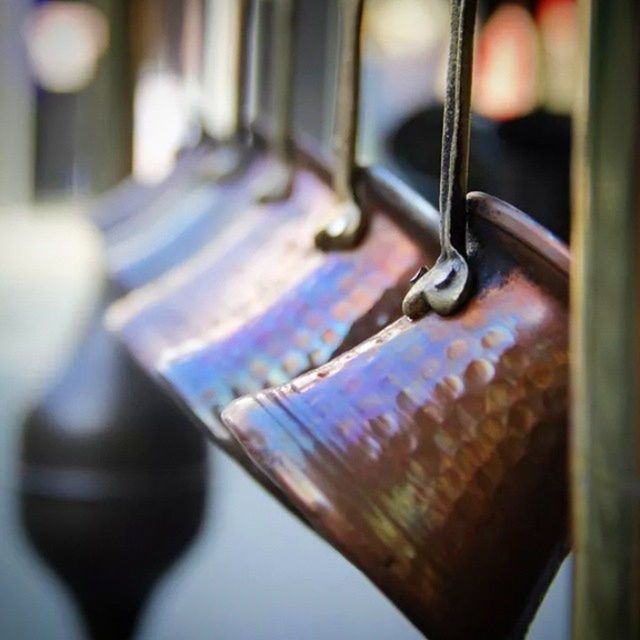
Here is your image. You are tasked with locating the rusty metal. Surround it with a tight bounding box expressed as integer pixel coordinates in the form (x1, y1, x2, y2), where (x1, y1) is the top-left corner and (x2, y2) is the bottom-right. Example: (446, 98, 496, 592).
(222, 190, 570, 640)
(314, 0, 368, 251)
(571, 1, 640, 638)
(403, 0, 476, 319)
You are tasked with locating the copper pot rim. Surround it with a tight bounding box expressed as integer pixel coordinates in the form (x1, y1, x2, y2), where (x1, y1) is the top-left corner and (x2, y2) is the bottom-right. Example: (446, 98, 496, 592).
(198, 120, 575, 283)
(271, 127, 571, 278)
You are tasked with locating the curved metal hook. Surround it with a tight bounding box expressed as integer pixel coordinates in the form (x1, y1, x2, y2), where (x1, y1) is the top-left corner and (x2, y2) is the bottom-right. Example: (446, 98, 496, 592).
(403, 0, 477, 318)
(315, 0, 367, 251)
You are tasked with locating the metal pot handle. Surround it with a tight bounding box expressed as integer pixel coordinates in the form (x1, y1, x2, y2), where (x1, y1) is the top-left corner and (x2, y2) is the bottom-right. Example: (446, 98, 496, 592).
(403, 0, 477, 319)
(314, 0, 368, 251)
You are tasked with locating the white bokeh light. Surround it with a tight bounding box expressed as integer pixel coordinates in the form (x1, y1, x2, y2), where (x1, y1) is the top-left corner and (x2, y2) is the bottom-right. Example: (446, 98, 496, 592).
(23, 2, 109, 93)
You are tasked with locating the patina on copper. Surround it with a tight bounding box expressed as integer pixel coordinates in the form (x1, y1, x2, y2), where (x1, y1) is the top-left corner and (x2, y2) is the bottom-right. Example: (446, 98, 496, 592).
(222, 190, 570, 640)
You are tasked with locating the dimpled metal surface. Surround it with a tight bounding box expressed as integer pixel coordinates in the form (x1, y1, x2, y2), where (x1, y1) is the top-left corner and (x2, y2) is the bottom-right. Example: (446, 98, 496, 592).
(156, 211, 424, 447)
(104, 155, 263, 291)
(223, 271, 569, 640)
(109, 167, 427, 453)
(109, 169, 337, 371)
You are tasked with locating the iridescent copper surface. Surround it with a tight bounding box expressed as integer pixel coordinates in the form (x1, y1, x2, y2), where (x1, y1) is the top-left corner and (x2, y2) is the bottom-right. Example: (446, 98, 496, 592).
(91, 143, 216, 234)
(103, 151, 260, 291)
(222, 198, 570, 640)
(109, 168, 428, 456)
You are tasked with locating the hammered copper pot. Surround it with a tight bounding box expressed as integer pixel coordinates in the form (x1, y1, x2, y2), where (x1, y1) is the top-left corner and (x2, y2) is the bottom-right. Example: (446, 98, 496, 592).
(108, 161, 430, 462)
(107, 0, 431, 464)
(217, 3, 569, 635)
(222, 189, 570, 640)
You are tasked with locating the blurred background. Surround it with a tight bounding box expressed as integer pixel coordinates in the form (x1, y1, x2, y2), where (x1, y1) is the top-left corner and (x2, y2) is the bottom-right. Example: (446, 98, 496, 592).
(0, 0, 575, 638)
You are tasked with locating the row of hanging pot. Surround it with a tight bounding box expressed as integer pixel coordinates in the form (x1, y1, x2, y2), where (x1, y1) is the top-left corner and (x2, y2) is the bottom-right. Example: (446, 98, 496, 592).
(95, 1, 571, 638)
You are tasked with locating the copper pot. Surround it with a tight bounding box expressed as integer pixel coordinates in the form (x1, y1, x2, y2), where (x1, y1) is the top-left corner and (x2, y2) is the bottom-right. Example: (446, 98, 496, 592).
(222, 187, 570, 639)
(214, 0, 571, 637)
(107, 0, 431, 462)
(103, 151, 260, 290)
(109, 153, 429, 462)
(111, 2, 572, 634)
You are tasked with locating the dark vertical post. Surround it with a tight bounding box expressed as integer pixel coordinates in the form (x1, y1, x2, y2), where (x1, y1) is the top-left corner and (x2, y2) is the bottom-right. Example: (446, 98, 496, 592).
(34, 0, 134, 196)
(572, 1, 640, 637)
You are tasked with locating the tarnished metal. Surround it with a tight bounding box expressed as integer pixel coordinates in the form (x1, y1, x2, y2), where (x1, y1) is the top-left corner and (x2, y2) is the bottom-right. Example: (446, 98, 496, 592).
(403, 0, 476, 319)
(223, 191, 570, 640)
(571, 1, 640, 638)
(314, 0, 368, 251)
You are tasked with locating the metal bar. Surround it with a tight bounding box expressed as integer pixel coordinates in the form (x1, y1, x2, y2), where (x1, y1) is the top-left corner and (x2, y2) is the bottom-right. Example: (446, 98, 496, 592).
(402, 0, 477, 319)
(197, 0, 255, 181)
(233, 0, 252, 138)
(314, 0, 368, 251)
(439, 0, 475, 258)
(268, 0, 295, 169)
(201, 0, 251, 141)
(572, 0, 640, 638)
(253, 0, 298, 203)
(332, 0, 364, 203)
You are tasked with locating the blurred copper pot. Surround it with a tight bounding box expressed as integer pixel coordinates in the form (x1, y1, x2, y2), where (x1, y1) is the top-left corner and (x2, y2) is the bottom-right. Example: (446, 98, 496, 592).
(108, 0, 431, 463)
(89, 143, 210, 233)
(95, 0, 257, 290)
(103, 152, 262, 290)
(219, 0, 571, 637)
(222, 189, 570, 639)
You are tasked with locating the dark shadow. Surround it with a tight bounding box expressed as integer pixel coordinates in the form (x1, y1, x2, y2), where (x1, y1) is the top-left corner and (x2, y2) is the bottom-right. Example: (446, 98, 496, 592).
(19, 284, 208, 640)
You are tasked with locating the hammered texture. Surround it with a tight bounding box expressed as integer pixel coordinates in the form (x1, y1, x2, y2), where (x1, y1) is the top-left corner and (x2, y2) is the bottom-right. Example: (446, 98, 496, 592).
(109, 169, 334, 367)
(108, 167, 427, 449)
(223, 272, 569, 640)
(104, 155, 264, 291)
(158, 214, 424, 443)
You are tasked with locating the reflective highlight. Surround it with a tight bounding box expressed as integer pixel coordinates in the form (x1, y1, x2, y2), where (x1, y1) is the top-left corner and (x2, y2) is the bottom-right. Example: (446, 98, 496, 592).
(109, 168, 426, 450)
(160, 214, 422, 442)
(105, 152, 262, 290)
(223, 272, 569, 639)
